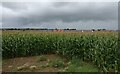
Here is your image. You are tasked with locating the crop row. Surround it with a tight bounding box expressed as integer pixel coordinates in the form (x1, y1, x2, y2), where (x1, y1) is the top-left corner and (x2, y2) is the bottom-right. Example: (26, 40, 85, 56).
(2, 31, 120, 72)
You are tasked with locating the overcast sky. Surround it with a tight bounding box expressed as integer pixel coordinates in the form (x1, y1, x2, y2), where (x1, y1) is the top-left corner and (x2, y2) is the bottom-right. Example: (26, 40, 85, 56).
(1, 2, 118, 30)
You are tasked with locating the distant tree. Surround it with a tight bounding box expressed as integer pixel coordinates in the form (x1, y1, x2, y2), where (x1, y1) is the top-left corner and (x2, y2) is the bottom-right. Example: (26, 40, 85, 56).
(92, 29, 95, 31)
(97, 29, 101, 31)
(67, 28, 69, 30)
(70, 29, 76, 30)
(102, 29, 106, 30)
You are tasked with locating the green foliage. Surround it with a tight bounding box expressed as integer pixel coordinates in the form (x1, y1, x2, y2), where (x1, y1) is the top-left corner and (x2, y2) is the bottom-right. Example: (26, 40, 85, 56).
(39, 55, 47, 61)
(66, 58, 98, 72)
(2, 31, 119, 72)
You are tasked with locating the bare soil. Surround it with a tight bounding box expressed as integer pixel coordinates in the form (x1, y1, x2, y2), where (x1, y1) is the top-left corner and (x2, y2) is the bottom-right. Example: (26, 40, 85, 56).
(2, 54, 67, 72)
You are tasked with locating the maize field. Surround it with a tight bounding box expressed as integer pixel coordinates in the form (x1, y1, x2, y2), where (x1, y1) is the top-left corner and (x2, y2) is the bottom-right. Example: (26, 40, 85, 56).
(2, 30, 120, 72)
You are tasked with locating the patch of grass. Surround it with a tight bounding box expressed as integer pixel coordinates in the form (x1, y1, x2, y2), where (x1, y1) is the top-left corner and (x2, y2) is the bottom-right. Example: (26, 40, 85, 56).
(38, 55, 47, 61)
(49, 59, 65, 68)
(66, 58, 99, 72)
(66, 64, 78, 72)
(70, 57, 83, 66)
(77, 62, 99, 72)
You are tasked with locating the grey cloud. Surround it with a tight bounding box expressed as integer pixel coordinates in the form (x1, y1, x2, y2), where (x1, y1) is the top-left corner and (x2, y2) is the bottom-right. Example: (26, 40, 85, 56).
(2, 2, 28, 11)
(2, 2, 118, 30)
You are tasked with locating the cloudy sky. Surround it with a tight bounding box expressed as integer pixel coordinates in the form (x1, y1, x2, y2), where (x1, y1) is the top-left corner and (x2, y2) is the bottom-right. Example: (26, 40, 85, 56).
(1, 2, 118, 30)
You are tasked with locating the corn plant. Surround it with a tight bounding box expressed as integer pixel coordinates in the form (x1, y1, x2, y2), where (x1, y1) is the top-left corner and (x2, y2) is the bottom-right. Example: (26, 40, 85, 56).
(2, 31, 119, 72)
